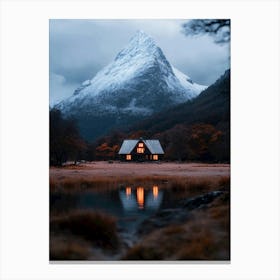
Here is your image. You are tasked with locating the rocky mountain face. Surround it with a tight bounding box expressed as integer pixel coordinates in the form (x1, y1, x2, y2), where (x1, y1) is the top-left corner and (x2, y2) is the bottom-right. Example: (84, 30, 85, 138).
(130, 69, 230, 134)
(55, 30, 207, 140)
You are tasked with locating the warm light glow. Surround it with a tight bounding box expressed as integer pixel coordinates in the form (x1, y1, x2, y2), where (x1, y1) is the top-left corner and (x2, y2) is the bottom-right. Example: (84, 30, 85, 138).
(126, 154, 131, 160)
(126, 187, 131, 197)
(138, 143, 144, 147)
(153, 154, 158, 160)
(137, 148, 144, 153)
(153, 186, 158, 199)
(137, 187, 144, 209)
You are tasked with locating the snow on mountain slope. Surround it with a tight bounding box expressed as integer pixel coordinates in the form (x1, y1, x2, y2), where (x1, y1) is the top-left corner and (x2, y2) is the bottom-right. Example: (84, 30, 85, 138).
(57, 30, 207, 115)
(172, 66, 207, 98)
(55, 30, 208, 140)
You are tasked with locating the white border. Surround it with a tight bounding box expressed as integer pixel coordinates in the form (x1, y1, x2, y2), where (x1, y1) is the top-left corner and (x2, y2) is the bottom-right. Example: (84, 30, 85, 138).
(0, 0, 279, 279)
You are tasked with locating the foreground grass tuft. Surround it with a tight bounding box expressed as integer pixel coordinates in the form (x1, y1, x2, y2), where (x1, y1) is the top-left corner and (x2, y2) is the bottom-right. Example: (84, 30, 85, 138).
(50, 210, 119, 250)
(50, 235, 91, 260)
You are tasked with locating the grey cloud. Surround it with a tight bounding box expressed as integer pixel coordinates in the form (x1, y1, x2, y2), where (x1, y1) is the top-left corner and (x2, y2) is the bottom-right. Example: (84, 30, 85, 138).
(49, 72, 79, 106)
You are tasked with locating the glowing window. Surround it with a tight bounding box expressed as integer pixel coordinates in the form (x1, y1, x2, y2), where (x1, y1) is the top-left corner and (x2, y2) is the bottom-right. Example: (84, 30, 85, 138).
(153, 154, 158, 160)
(137, 148, 144, 153)
(138, 143, 144, 148)
(126, 154, 132, 160)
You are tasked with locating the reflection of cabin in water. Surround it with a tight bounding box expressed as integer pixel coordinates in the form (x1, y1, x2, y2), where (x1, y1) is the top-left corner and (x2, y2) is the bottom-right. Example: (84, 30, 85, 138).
(118, 138, 164, 161)
(119, 186, 163, 211)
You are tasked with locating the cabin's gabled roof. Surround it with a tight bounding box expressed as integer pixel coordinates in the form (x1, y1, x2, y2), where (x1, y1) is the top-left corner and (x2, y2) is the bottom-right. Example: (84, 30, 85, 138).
(118, 139, 164, 154)
(118, 140, 138, 154)
(143, 140, 164, 154)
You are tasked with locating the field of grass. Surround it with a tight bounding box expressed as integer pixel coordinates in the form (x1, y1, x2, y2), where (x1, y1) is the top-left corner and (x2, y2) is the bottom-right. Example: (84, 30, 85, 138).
(50, 162, 230, 261)
(50, 173, 229, 195)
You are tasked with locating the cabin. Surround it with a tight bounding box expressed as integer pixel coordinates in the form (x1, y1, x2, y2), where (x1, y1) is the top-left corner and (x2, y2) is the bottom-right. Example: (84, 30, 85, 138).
(118, 138, 164, 161)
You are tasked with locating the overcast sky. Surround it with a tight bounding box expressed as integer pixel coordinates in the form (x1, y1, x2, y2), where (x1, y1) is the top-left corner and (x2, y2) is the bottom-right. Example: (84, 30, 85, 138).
(49, 19, 230, 106)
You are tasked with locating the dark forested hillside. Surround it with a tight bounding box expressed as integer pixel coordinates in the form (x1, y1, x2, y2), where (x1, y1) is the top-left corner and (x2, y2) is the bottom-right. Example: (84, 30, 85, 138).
(130, 69, 230, 134)
(91, 69, 230, 162)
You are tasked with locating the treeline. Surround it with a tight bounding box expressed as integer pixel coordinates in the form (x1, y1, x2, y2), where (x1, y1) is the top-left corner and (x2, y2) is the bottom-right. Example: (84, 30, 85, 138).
(50, 112, 229, 165)
(50, 70, 230, 165)
(91, 123, 229, 162)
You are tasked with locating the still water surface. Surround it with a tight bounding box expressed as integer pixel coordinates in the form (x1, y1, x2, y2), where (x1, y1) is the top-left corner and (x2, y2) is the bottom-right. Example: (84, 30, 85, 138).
(50, 185, 180, 233)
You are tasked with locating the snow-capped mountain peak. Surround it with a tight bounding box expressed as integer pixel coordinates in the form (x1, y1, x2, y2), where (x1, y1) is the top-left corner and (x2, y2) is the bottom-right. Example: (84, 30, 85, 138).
(60, 31, 206, 107)
(56, 31, 207, 140)
(115, 30, 160, 59)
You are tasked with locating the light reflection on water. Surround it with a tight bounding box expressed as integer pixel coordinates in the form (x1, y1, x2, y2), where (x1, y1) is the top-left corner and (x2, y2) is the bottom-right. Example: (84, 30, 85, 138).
(136, 187, 144, 209)
(126, 187, 132, 196)
(153, 186, 158, 199)
(51, 185, 165, 220)
(51, 185, 165, 233)
(119, 186, 163, 212)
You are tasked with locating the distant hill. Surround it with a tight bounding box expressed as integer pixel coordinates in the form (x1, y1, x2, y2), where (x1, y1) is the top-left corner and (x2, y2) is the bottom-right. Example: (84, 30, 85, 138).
(129, 69, 230, 135)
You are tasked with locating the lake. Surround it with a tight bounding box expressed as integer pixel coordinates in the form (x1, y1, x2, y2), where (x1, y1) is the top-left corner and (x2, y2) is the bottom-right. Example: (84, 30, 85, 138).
(50, 184, 182, 236)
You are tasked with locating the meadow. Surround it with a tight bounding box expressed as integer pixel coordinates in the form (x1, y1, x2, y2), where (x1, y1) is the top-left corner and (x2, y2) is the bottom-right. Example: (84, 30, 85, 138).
(50, 161, 230, 261)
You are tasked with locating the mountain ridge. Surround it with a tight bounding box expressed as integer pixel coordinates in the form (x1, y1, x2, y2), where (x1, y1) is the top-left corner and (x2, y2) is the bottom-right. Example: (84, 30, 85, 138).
(55, 30, 208, 140)
(127, 69, 230, 134)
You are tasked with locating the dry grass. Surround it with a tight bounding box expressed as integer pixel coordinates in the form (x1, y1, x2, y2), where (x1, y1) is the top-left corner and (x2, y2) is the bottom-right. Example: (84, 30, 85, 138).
(122, 191, 230, 261)
(168, 176, 229, 199)
(50, 176, 162, 193)
(50, 210, 120, 251)
(121, 244, 164, 260)
(50, 235, 91, 260)
(50, 175, 230, 197)
(176, 230, 216, 260)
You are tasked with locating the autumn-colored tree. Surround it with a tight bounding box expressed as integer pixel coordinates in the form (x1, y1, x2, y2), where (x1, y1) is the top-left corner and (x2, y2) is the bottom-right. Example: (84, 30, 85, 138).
(107, 131, 125, 147)
(188, 124, 222, 161)
(161, 125, 191, 161)
(155, 123, 224, 162)
(95, 142, 120, 160)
